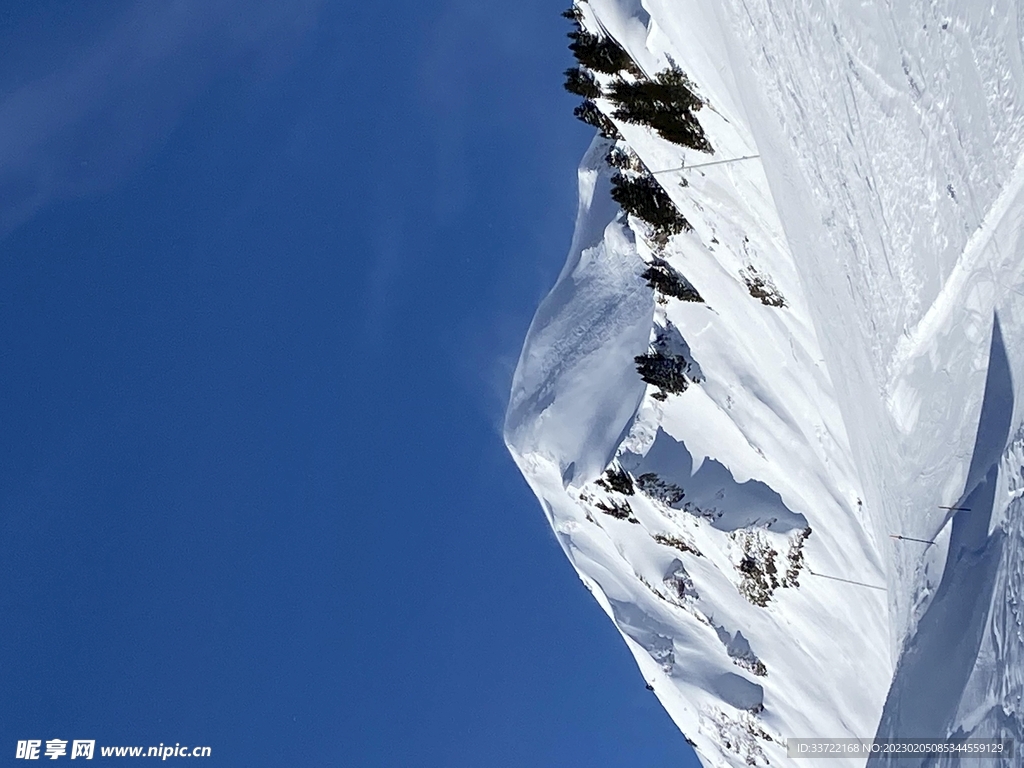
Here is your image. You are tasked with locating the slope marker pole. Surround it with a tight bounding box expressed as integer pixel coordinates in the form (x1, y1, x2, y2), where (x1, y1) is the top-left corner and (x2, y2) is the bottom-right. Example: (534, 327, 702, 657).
(806, 567, 887, 591)
(938, 505, 971, 512)
(650, 154, 761, 175)
(889, 533, 936, 546)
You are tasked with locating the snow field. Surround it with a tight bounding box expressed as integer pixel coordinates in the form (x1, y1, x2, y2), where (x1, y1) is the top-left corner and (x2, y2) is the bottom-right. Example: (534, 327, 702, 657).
(508, 0, 1024, 764)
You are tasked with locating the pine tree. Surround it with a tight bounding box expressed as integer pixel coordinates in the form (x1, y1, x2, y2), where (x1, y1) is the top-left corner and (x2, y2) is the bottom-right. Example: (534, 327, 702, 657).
(610, 173, 690, 236)
(605, 146, 644, 172)
(608, 67, 712, 152)
(563, 67, 601, 99)
(596, 466, 635, 495)
(634, 351, 692, 394)
(568, 30, 635, 75)
(642, 260, 703, 302)
(573, 100, 621, 139)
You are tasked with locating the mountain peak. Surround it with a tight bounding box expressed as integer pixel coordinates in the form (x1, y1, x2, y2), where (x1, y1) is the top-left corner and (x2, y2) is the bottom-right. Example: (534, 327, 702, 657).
(507, 1, 1024, 764)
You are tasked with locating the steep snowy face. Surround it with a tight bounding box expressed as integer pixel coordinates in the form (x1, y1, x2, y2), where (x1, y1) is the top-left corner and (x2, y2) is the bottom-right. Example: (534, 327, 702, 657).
(507, 0, 1024, 765)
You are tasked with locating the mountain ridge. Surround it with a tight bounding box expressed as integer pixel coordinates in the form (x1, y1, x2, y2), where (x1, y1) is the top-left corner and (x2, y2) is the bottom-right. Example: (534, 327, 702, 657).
(506, 1, 1024, 765)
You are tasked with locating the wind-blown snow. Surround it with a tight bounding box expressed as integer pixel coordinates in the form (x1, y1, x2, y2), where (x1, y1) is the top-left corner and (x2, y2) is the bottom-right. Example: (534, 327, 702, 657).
(506, 0, 1024, 766)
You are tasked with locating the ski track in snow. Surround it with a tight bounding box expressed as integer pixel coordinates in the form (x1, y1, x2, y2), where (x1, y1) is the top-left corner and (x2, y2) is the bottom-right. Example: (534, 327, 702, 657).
(890, 148, 1024, 384)
(506, 0, 1024, 765)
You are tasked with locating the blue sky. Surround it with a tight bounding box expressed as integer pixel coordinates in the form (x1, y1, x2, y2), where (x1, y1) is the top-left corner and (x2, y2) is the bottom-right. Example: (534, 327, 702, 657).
(0, 2, 699, 765)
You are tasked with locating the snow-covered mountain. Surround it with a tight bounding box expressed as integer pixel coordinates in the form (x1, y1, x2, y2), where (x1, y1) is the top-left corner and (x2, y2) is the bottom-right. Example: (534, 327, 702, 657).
(505, 1, 1024, 765)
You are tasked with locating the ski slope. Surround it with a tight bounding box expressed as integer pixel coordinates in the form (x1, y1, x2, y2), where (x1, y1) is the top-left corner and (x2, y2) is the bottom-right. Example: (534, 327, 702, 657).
(506, 0, 1024, 765)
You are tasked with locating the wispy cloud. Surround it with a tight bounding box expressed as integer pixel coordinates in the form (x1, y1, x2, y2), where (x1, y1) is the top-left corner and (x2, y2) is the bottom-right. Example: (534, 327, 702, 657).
(0, 0, 324, 238)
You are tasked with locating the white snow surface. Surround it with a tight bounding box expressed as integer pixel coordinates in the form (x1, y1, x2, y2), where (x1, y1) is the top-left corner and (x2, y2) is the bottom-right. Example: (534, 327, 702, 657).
(506, 0, 1024, 765)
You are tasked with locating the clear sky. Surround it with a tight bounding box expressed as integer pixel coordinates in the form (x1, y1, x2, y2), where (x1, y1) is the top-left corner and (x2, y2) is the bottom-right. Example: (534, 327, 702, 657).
(0, 1, 700, 765)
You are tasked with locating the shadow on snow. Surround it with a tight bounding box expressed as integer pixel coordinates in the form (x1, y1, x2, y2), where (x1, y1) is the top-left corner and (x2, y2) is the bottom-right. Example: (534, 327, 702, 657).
(868, 313, 1014, 765)
(620, 427, 808, 533)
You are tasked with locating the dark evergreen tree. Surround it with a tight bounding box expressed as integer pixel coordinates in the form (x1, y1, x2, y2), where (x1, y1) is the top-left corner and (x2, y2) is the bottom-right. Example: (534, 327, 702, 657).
(610, 172, 690, 236)
(594, 498, 634, 520)
(608, 67, 713, 152)
(596, 466, 635, 495)
(634, 351, 692, 395)
(573, 100, 621, 139)
(568, 29, 635, 74)
(605, 146, 642, 171)
(563, 66, 601, 99)
(642, 260, 703, 302)
(561, 6, 583, 22)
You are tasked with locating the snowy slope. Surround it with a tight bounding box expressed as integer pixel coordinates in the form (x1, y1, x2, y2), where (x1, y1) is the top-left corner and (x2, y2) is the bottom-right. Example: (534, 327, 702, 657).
(506, 0, 1024, 765)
